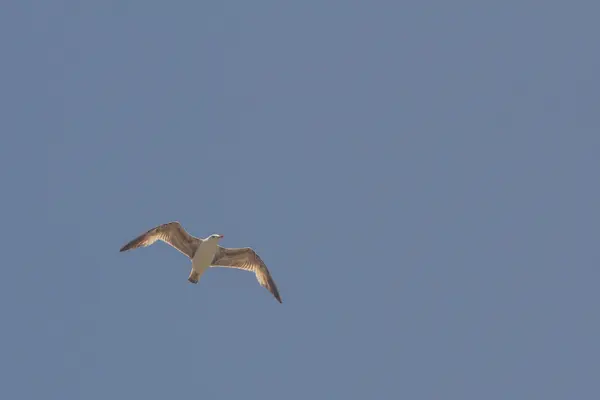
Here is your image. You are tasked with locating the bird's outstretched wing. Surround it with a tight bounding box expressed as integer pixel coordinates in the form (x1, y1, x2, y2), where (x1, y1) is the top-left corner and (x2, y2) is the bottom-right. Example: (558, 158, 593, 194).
(119, 221, 200, 259)
(211, 246, 282, 303)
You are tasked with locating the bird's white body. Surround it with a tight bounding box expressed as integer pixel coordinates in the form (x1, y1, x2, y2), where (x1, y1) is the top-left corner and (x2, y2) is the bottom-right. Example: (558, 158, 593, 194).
(191, 238, 219, 282)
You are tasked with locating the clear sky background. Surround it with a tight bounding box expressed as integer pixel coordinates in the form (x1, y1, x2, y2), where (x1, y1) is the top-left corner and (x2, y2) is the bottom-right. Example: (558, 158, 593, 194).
(2, 1, 599, 399)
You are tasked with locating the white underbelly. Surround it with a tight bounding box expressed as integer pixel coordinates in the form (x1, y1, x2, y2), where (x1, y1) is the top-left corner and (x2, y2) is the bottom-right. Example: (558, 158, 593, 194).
(192, 241, 218, 273)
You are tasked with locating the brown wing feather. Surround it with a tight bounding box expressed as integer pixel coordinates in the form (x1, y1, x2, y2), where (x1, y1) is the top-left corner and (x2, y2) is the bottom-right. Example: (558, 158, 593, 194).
(212, 246, 282, 303)
(119, 221, 199, 259)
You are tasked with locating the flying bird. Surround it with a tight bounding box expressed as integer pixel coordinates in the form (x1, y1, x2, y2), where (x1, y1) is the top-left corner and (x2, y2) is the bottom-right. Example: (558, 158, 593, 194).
(119, 221, 282, 303)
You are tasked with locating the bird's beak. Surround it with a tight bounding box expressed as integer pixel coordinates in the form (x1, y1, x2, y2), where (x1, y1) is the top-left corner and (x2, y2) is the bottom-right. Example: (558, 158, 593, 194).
(219, 235, 224, 239)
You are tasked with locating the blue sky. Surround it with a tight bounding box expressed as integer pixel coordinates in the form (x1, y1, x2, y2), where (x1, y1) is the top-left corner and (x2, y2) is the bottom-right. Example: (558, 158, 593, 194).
(2, 1, 599, 399)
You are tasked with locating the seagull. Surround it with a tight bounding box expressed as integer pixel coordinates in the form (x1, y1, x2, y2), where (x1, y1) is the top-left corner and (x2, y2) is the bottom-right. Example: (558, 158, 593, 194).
(119, 221, 282, 303)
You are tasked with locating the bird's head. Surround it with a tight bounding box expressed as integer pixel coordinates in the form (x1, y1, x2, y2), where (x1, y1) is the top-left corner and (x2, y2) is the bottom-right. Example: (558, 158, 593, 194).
(208, 233, 224, 241)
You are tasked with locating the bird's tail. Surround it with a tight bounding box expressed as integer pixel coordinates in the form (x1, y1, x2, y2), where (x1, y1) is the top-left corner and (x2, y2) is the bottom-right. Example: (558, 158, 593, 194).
(188, 269, 201, 284)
